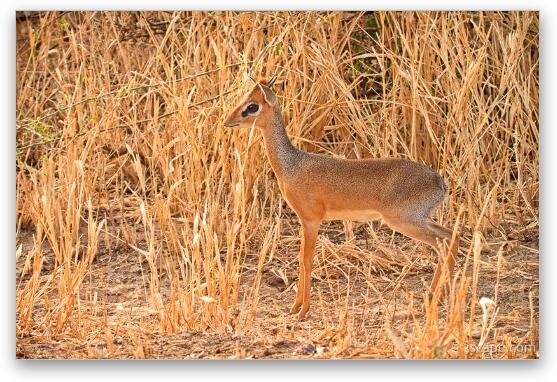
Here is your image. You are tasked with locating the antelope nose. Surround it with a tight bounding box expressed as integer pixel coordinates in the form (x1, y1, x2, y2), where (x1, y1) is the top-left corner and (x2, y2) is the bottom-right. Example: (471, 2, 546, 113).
(223, 118, 240, 127)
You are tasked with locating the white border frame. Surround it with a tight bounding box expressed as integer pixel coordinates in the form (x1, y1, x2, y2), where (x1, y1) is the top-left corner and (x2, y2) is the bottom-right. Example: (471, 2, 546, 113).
(4, 1, 553, 381)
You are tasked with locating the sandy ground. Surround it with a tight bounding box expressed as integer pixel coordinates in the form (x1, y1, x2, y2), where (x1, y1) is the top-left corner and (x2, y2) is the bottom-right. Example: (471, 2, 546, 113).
(16, 217, 538, 359)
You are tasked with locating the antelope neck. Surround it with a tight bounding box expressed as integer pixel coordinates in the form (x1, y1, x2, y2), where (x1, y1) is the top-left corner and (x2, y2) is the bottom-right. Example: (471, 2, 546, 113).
(260, 108, 300, 179)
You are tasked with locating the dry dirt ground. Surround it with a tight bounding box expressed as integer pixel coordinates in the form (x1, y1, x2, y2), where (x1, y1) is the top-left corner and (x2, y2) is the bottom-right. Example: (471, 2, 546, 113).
(16, 216, 538, 359)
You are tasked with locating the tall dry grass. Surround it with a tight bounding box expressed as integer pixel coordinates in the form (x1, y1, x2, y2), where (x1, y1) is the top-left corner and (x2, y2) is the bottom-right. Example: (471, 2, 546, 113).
(16, 11, 538, 359)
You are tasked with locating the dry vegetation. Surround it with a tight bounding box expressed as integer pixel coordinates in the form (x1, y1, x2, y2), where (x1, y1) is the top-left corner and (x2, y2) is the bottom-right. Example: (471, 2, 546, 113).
(16, 11, 539, 359)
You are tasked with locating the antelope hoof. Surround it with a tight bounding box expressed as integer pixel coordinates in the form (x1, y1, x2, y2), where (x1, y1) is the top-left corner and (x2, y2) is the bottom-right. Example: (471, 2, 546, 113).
(297, 305, 309, 320)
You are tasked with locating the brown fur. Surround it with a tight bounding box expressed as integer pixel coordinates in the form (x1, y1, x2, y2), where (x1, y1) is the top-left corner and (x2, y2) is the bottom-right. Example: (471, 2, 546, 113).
(224, 78, 459, 319)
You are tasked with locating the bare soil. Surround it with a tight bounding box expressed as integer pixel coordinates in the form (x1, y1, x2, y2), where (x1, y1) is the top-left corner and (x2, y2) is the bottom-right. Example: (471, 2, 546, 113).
(16, 219, 539, 359)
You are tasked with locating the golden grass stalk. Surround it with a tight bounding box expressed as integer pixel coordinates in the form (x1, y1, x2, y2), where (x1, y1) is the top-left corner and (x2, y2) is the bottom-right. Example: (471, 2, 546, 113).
(16, 11, 538, 359)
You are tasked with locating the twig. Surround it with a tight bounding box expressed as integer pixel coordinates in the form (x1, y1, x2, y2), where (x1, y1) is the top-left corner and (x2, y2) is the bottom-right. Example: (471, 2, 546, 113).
(17, 88, 237, 152)
(17, 61, 251, 129)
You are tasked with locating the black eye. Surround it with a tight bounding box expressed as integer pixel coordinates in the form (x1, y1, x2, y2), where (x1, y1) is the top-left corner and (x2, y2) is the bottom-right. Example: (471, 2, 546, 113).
(246, 103, 259, 113)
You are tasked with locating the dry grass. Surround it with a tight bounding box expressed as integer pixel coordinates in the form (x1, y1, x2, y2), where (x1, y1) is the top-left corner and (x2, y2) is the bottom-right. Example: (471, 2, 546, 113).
(15, 11, 538, 359)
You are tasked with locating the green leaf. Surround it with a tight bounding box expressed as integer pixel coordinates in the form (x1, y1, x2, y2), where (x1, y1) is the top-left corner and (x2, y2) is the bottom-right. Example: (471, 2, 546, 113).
(434, 346, 444, 358)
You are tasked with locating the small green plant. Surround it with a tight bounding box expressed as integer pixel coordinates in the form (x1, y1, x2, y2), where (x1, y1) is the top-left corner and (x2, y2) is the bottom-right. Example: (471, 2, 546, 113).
(59, 18, 70, 30)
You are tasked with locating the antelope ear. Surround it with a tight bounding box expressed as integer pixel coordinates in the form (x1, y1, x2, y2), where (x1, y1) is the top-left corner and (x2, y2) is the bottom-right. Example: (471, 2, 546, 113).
(257, 83, 277, 106)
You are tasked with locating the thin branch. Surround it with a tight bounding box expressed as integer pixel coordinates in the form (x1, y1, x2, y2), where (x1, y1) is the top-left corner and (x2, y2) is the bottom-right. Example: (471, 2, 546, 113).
(17, 61, 251, 129)
(17, 88, 237, 152)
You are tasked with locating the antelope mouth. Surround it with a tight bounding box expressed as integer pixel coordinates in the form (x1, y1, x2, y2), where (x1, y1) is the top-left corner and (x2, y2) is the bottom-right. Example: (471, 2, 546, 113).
(224, 122, 240, 128)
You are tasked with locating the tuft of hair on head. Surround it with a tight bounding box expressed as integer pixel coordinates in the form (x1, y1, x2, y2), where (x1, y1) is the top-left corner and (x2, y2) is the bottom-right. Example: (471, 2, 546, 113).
(259, 75, 277, 88)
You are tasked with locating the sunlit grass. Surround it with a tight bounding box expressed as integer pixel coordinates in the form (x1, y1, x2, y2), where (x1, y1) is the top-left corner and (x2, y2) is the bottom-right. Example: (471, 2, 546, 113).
(16, 11, 538, 359)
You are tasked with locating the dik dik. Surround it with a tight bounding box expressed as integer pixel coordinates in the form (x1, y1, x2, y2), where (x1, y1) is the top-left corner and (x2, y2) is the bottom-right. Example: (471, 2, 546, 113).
(224, 76, 459, 319)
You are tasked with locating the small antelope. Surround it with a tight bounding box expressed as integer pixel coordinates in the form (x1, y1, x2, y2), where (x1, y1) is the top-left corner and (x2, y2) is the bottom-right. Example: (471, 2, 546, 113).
(224, 76, 459, 319)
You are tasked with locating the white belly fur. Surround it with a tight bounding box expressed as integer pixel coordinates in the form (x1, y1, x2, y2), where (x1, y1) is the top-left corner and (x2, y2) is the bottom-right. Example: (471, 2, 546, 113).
(323, 209, 383, 222)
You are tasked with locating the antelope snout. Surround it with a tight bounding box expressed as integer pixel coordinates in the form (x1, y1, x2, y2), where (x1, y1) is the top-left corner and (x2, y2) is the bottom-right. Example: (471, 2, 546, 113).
(223, 115, 241, 128)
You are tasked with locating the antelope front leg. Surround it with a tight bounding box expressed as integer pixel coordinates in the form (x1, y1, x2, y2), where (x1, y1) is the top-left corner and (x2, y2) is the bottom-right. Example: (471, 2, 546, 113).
(290, 219, 320, 319)
(290, 252, 305, 314)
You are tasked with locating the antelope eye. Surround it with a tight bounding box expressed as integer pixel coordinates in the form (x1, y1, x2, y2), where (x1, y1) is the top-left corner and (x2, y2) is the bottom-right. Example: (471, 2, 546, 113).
(246, 103, 259, 113)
